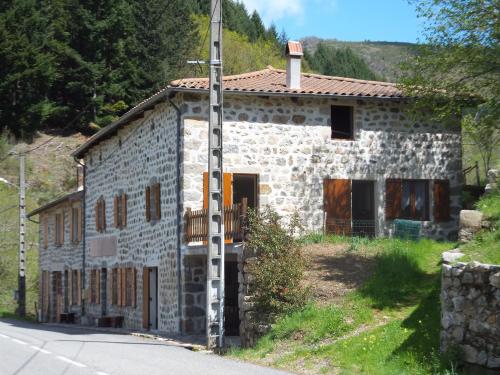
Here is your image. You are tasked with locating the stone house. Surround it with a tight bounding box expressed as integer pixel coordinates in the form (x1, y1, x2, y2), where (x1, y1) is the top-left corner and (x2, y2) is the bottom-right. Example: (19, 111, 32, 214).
(31, 42, 462, 336)
(28, 190, 84, 323)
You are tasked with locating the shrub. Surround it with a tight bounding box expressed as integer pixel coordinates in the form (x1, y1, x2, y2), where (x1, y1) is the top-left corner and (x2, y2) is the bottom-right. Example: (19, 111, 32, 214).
(245, 207, 309, 316)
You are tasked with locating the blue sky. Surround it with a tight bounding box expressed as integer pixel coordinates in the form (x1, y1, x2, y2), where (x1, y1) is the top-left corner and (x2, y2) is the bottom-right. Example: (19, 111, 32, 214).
(240, 0, 424, 43)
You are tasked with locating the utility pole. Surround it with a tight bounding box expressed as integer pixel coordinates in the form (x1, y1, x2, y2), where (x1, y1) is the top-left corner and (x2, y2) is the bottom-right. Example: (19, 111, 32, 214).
(206, 0, 224, 349)
(17, 152, 26, 317)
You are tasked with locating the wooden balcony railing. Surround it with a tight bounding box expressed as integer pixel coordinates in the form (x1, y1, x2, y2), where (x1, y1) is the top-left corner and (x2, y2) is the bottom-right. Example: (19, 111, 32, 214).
(185, 198, 248, 243)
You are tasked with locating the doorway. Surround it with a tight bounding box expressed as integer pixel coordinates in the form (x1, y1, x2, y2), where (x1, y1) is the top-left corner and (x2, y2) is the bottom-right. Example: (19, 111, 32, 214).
(352, 180, 375, 237)
(233, 174, 258, 209)
(224, 261, 240, 336)
(53, 272, 63, 322)
(142, 267, 158, 330)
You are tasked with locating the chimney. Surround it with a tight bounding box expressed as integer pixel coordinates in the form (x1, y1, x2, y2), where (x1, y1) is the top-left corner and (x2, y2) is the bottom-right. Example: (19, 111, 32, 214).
(286, 41, 303, 89)
(76, 164, 84, 191)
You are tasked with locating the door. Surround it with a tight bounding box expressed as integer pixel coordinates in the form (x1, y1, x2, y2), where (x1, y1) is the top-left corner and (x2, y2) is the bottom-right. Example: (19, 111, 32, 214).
(352, 181, 375, 237)
(224, 261, 240, 336)
(148, 268, 158, 330)
(323, 179, 351, 235)
(54, 272, 63, 322)
(101, 268, 107, 316)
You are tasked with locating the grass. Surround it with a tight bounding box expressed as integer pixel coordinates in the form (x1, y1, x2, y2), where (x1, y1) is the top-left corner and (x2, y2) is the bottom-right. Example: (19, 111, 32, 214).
(230, 237, 458, 374)
(460, 189, 500, 264)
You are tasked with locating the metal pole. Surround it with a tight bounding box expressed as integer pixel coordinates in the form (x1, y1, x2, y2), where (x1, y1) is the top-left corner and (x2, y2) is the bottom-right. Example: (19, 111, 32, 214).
(18, 153, 26, 317)
(206, 0, 224, 349)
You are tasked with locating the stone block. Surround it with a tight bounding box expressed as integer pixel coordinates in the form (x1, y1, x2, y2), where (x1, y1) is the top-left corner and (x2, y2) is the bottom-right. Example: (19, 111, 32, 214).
(490, 272, 500, 289)
(460, 210, 484, 230)
(442, 250, 465, 264)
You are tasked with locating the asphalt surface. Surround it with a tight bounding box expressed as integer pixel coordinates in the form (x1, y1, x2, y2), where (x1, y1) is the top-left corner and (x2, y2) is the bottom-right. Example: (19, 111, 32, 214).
(0, 319, 289, 375)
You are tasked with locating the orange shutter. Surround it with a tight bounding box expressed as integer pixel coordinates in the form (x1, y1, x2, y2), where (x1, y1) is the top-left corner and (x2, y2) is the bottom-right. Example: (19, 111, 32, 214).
(385, 179, 402, 220)
(142, 268, 149, 329)
(122, 193, 127, 227)
(203, 172, 209, 209)
(146, 187, 151, 222)
(203, 172, 232, 208)
(323, 179, 352, 235)
(154, 183, 161, 220)
(434, 180, 450, 222)
(114, 195, 119, 228)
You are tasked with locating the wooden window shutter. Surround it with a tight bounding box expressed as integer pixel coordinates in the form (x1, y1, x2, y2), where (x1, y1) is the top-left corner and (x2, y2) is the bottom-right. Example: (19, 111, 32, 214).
(323, 179, 352, 235)
(132, 268, 136, 308)
(145, 187, 151, 222)
(203, 172, 209, 209)
(95, 202, 100, 232)
(70, 209, 74, 243)
(77, 207, 82, 242)
(121, 268, 126, 307)
(88, 270, 93, 304)
(102, 200, 106, 231)
(154, 183, 161, 220)
(68, 269, 72, 306)
(122, 193, 127, 227)
(203, 172, 233, 208)
(385, 179, 402, 220)
(114, 195, 119, 228)
(117, 268, 122, 306)
(77, 270, 81, 305)
(96, 269, 101, 304)
(434, 180, 450, 222)
(142, 267, 150, 329)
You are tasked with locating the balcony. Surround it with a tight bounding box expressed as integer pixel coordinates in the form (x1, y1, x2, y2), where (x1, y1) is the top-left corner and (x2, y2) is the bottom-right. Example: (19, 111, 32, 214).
(185, 198, 248, 244)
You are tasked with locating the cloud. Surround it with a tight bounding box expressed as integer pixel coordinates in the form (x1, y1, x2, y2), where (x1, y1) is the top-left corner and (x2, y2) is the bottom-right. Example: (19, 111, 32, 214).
(240, 0, 304, 25)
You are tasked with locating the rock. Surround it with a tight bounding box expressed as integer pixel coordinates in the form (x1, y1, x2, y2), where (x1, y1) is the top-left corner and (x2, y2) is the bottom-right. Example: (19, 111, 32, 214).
(460, 210, 484, 230)
(464, 345, 478, 363)
(442, 250, 465, 264)
(487, 169, 499, 183)
(490, 272, 500, 288)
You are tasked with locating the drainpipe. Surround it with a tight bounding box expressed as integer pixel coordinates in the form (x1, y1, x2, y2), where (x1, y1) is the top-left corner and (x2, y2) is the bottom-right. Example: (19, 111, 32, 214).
(73, 157, 87, 319)
(168, 94, 184, 334)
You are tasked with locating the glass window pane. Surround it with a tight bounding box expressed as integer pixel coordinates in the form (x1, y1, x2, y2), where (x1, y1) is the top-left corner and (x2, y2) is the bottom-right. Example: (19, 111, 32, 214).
(402, 181, 411, 218)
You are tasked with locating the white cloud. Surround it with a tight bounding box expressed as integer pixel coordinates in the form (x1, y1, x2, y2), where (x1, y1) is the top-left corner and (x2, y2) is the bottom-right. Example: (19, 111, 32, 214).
(240, 0, 304, 26)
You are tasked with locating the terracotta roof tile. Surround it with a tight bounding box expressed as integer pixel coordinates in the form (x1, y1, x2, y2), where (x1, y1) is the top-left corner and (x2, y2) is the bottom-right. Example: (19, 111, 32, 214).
(170, 66, 403, 98)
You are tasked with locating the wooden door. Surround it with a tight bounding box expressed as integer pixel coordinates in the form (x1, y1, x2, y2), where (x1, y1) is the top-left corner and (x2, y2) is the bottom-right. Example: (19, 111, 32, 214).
(323, 179, 351, 235)
(142, 267, 149, 329)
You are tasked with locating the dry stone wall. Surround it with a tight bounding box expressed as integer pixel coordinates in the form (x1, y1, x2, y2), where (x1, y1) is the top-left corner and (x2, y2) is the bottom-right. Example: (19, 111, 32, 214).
(180, 93, 462, 241)
(441, 251, 500, 369)
(83, 101, 181, 333)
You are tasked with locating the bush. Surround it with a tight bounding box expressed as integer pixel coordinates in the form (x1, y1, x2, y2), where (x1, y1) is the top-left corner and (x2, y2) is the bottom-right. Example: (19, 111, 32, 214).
(245, 207, 309, 315)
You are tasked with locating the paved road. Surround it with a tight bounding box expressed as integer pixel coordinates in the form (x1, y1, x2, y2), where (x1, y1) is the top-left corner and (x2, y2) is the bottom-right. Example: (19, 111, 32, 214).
(0, 319, 288, 375)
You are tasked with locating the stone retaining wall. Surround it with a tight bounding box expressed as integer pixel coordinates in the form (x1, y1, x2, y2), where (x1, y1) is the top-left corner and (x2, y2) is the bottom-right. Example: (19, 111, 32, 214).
(441, 251, 500, 369)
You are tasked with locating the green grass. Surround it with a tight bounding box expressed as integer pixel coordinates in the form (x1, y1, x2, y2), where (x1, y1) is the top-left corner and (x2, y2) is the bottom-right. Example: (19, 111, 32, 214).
(460, 189, 500, 264)
(230, 237, 458, 374)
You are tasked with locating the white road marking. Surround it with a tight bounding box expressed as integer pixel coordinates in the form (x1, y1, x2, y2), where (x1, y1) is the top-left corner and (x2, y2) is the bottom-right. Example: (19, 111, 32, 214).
(12, 339, 27, 345)
(30, 345, 51, 354)
(96, 372, 110, 375)
(0, 333, 10, 339)
(56, 356, 87, 368)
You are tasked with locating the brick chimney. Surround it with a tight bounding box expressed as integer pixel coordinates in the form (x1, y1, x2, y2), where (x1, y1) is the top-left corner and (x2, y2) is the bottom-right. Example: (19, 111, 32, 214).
(286, 41, 303, 89)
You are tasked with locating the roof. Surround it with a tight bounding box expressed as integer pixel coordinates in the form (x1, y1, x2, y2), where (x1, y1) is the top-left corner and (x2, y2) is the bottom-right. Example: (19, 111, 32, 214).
(27, 190, 83, 218)
(286, 41, 303, 56)
(170, 66, 403, 98)
(73, 66, 404, 158)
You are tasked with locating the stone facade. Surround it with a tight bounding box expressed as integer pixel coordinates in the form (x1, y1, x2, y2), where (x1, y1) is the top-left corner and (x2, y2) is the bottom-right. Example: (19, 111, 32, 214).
(83, 102, 181, 333)
(441, 252, 500, 369)
(36, 194, 84, 322)
(181, 93, 462, 241)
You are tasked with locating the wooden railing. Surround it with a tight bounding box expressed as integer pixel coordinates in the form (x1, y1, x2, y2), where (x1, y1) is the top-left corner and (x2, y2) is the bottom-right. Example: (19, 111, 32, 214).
(185, 198, 248, 243)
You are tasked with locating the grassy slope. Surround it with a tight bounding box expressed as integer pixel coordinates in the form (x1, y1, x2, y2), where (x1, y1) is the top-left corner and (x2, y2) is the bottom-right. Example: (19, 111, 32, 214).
(0, 132, 87, 318)
(301, 37, 417, 82)
(231, 238, 457, 374)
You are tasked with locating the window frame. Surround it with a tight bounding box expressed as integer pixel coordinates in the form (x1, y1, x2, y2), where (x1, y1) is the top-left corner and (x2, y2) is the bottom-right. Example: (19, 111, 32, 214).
(146, 182, 161, 223)
(400, 179, 430, 221)
(96, 197, 106, 233)
(331, 105, 354, 140)
(55, 212, 64, 246)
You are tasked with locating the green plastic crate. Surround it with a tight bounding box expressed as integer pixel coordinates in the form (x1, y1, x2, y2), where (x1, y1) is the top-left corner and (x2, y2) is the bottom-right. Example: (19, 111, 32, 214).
(393, 219, 421, 241)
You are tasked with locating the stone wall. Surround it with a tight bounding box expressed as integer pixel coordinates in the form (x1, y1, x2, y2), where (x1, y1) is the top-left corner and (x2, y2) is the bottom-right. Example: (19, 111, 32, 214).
(441, 251, 500, 369)
(180, 93, 462, 241)
(83, 100, 181, 333)
(38, 200, 84, 322)
(181, 255, 206, 334)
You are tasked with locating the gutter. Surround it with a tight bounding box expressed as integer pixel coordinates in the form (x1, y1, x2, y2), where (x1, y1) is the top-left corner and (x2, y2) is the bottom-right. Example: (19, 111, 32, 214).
(73, 156, 87, 318)
(167, 94, 184, 334)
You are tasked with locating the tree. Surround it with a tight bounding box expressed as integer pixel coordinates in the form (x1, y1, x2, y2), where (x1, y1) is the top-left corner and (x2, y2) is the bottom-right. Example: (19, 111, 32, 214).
(401, 0, 500, 173)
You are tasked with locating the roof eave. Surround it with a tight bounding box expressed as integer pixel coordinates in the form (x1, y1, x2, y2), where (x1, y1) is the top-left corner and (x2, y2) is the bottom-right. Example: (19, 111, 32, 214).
(27, 190, 84, 218)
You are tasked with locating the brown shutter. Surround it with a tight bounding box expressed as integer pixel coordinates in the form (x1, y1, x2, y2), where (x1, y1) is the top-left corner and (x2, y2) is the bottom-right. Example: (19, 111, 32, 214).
(385, 179, 402, 220)
(323, 179, 352, 235)
(434, 180, 450, 222)
(68, 269, 73, 306)
(61, 212, 65, 245)
(132, 268, 136, 308)
(120, 268, 126, 307)
(102, 200, 106, 231)
(114, 195, 119, 228)
(70, 209, 74, 243)
(95, 202, 99, 232)
(78, 207, 82, 242)
(145, 187, 151, 222)
(77, 270, 81, 305)
(154, 183, 161, 220)
(117, 268, 122, 306)
(142, 267, 150, 329)
(122, 193, 127, 227)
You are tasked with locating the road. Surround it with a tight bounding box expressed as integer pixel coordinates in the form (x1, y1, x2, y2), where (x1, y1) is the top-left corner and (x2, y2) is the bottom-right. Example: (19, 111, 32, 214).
(0, 319, 288, 375)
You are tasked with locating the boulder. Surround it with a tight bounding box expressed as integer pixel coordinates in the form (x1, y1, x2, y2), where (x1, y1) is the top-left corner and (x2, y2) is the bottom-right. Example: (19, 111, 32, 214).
(460, 210, 484, 230)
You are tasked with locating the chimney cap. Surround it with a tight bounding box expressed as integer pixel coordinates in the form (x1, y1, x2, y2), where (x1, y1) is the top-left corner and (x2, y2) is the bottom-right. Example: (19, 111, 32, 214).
(286, 41, 303, 57)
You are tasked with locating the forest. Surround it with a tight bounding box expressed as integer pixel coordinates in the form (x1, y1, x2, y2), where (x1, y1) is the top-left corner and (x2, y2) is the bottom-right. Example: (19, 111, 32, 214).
(0, 0, 381, 138)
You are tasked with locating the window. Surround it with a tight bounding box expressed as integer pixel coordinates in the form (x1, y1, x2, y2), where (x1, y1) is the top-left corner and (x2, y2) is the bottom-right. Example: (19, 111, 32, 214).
(331, 105, 353, 139)
(95, 198, 106, 232)
(385, 179, 429, 221)
(114, 192, 127, 229)
(145, 183, 161, 222)
(70, 207, 81, 243)
(55, 213, 64, 246)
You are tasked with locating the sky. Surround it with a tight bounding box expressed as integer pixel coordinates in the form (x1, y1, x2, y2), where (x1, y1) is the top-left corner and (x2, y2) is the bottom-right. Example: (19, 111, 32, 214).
(240, 0, 424, 43)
